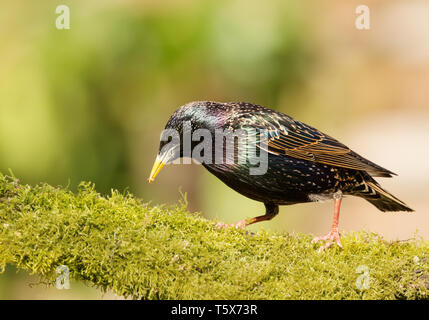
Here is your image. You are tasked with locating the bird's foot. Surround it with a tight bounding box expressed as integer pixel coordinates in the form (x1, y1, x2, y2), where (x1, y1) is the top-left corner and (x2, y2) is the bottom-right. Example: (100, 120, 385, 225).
(215, 219, 248, 230)
(312, 229, 343, 253)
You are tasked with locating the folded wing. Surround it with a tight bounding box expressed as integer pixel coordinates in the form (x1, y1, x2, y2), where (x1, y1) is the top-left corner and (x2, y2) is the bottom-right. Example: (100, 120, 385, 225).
(257, 116, 395, 177)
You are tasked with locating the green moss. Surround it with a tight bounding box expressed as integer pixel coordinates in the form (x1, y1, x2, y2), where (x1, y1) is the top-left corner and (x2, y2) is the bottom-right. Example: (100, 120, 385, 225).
(0, 172, 428, 299)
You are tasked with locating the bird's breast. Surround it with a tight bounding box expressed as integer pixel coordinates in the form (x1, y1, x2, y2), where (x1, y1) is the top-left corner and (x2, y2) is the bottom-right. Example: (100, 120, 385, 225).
(202, 154, 341, 205)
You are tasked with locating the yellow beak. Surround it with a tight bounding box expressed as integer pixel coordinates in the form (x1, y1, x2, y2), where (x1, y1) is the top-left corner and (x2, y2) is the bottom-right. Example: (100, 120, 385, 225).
(148, 157, 165, 183)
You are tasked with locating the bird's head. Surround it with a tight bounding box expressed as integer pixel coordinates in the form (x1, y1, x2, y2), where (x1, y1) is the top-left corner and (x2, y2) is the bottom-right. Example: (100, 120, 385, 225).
(148, 101, 226, 183)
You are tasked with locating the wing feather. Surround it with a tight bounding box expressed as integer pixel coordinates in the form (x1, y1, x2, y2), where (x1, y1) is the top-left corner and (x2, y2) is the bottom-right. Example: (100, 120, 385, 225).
(256, 116, 395, 177)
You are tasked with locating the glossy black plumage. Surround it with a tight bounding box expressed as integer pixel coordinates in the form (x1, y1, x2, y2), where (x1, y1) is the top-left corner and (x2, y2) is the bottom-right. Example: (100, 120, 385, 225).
(149, 101, 413, 248)
(157, 101, 411, 212)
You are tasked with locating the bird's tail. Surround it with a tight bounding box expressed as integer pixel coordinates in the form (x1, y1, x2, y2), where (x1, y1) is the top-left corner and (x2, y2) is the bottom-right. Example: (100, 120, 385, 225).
(355, 174, 414, 212)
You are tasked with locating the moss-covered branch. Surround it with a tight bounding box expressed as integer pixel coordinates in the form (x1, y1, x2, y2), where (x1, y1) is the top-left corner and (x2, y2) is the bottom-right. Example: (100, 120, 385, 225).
(0, 173, 428, 299)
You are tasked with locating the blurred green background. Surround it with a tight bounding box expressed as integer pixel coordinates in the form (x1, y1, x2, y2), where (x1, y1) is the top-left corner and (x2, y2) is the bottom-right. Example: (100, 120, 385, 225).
(1, 0, 428, 299)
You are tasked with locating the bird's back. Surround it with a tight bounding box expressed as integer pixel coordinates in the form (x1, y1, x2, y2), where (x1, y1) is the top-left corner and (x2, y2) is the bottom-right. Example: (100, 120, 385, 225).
(199, 101, 411, 211)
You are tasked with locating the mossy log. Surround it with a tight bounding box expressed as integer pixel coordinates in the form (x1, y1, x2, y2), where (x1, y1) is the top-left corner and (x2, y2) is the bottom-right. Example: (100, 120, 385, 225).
(0, 173, 428, 299)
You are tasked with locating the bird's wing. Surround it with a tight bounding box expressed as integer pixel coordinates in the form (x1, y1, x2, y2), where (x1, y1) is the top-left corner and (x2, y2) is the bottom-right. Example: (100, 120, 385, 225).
(256, 116, 395, 177)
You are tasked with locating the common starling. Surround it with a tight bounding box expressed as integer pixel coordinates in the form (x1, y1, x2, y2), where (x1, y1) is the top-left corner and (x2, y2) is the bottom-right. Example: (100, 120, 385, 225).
(148, 101, 413, 250)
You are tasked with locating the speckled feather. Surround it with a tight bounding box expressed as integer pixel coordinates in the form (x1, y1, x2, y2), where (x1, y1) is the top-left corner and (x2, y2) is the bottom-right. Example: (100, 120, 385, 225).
(163, 101, 413, 212)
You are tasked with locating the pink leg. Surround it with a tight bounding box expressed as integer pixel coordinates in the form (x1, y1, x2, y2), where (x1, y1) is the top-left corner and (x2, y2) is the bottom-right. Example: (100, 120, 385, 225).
(312, 192, 343, 252)
(216, 203, 279, 230)
(216, 214, 273, 229)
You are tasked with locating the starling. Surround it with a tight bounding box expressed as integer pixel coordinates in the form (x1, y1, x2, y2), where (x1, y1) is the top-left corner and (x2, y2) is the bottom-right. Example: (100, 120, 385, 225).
(148, 101, 413, 250)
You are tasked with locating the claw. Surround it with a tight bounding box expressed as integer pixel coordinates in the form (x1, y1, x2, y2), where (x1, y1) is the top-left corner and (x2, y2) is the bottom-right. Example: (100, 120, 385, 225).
(215, 219, 247, 230)
(312, 229, 343, 252)
(234, 219, 247, 229)
(215, 222, 228, 229)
